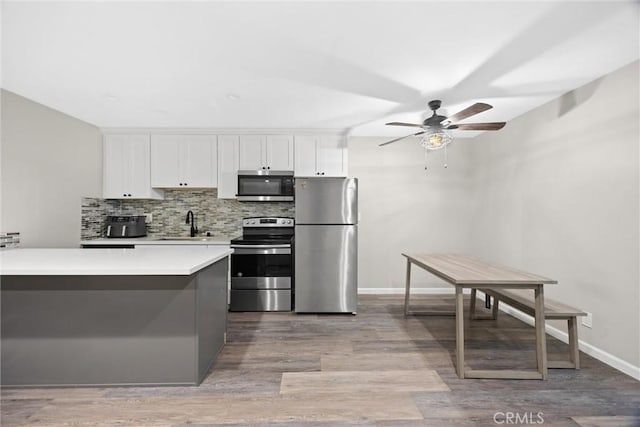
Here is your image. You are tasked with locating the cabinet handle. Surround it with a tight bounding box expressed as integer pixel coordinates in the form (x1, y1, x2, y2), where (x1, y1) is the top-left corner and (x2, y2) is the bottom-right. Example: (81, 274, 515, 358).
(321, 172, 325, 175)
(123, 193, 127, 197)
(179, 183, 183, 186)
(128, 194, 132, 197)
(267, 166, 270, 170)
(262, 167, 266, 170)
(184, 183, 187, 186)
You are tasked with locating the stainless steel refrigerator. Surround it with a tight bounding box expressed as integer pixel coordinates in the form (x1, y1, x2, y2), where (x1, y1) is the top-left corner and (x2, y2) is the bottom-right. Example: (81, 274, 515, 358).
(294, 177, 358, 314)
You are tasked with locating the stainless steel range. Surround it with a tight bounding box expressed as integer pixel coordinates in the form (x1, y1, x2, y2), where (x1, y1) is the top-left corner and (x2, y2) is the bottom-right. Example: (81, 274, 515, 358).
(229, 217, 294, 312)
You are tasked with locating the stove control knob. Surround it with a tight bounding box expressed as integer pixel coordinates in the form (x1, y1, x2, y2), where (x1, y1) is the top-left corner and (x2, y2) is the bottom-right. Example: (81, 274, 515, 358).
(287, 220, 292, 224)
(280, 219, 285, 224)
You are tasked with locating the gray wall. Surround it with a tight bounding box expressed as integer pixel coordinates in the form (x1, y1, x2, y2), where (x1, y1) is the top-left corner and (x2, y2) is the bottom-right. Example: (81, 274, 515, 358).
(349, 135, 475, 290)
(1, 90, 102, 247)
(467, 61, 639, 368)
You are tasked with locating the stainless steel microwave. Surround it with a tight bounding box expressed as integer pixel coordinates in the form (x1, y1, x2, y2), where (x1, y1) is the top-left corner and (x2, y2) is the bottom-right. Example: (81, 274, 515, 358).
(236, 170, 294, 202)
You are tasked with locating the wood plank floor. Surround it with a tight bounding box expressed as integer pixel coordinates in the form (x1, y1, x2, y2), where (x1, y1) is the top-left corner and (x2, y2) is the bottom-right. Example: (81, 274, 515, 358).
(2, 294, 639, 426)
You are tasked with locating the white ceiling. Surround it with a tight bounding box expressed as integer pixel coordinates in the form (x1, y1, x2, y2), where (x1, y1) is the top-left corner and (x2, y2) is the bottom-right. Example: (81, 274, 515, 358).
(2, 1, 638, 138)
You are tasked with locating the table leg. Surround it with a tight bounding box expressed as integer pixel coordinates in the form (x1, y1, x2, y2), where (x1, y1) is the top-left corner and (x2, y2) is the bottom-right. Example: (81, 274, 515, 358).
(534, 285, 548, 379)
(455, 286, 465, 378)
(403, 259, 412, 316)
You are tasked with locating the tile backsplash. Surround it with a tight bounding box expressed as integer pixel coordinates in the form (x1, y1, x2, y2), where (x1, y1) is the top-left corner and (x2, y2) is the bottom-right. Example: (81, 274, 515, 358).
(81, 189, 295, 240)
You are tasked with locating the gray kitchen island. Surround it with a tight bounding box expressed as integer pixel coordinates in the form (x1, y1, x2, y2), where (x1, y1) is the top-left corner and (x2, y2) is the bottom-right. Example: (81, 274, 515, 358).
(0, 246, 232, 387)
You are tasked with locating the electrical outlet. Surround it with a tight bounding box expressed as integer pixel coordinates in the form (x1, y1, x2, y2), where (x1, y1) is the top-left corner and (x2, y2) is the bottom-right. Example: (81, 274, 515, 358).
(582, 311, 593, 328)
(145, 213, 153, 224)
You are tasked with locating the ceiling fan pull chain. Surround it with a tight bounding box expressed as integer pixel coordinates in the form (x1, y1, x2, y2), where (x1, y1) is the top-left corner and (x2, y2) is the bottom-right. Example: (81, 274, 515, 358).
(444, 143, 448, 169)
(424, 146, 429, 172)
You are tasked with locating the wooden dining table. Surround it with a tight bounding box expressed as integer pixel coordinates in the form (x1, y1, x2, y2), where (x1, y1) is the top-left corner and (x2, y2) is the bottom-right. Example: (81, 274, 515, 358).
(402, 253, 557, 380)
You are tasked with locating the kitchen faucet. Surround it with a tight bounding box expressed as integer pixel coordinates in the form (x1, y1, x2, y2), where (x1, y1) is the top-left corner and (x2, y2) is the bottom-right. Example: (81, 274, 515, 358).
(185, 210, 198, 237)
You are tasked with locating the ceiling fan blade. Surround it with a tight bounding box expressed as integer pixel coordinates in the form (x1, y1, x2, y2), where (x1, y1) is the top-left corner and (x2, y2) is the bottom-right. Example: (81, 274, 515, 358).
(379, 131, 424, 147)
(448, 103, 493, 123)
(447, 122, 506, 131)
(385, 122, 423, 128)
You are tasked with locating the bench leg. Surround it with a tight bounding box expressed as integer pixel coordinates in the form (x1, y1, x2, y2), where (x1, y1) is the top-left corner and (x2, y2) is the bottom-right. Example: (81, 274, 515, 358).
(548, 316, 581, 369)
(569, 316, 580, 369)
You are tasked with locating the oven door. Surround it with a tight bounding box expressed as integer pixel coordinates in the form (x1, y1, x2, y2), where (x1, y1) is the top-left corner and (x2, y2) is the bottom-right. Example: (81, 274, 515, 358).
(230, 245, 292, 289)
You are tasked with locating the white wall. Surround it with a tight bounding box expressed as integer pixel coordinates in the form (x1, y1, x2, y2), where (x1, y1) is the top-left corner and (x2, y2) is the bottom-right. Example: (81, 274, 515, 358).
(1, 90, 102, 247)
(349, 135, 475, 291)
(467, 61, 639, 368)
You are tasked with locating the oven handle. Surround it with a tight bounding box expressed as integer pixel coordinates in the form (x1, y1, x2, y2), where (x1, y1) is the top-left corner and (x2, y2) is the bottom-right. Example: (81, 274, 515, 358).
(231, 246, 291, 255)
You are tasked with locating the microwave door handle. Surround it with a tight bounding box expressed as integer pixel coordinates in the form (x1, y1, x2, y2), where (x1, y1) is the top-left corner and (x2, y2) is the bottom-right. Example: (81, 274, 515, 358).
(107, 225, 111, 236)
(122, 225, 127, 237)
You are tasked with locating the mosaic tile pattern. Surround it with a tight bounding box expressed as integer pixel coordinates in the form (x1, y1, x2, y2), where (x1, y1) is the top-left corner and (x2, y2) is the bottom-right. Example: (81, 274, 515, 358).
(81, 189, 295, 240)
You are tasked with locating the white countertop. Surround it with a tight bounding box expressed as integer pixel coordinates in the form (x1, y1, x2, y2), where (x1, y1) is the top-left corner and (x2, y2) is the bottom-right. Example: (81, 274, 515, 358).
(0, 246, 233, 276)
(80, 237, 232, 246)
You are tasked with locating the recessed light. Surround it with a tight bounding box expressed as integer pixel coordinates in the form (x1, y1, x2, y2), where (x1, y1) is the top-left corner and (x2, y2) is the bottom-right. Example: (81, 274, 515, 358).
(226, 93, 240, 101)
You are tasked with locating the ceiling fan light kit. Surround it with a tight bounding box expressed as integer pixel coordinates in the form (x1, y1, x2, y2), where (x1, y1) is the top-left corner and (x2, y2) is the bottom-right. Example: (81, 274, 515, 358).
(421, 129, 452, 151)
(380, 99, 507, 170)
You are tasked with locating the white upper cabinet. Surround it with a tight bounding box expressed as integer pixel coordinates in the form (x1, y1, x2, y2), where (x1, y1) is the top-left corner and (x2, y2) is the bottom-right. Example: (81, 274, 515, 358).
(293, 135, 319, 176)
(150, 135, 217, 188)
(316, 135, 347, 177)
(266, 135, 294, 170)
(294, 135, 347, 177)
(238, 134, 294, 171)
(238, 135, 265, 170)
(103, 134, 163, 199)
(217, 135, 240, 199)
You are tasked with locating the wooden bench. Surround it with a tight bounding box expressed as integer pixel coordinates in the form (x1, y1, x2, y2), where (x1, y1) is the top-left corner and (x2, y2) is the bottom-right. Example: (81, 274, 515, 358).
(470, 288, 586, 369)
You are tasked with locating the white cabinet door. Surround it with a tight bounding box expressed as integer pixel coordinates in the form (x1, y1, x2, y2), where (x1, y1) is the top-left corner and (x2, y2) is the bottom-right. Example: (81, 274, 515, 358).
(294, 135, 319, 177)
(317, 135, 347, 177)
(151, 135, 217, 188)
(238, 135, 265, 170)
(184, 135, 217, 187)
(217, 135, 240, 199)
(128, 135, 155, 197)
(151, 135, 181, 187)
(104, 134, 163, 199)
(266, 135, 294, 170)
(103, 135, 128, 198)
(294, 135, 346, 177)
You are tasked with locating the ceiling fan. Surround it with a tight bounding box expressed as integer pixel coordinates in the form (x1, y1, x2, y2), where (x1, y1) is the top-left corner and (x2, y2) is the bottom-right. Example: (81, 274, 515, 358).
(379, 100, 506, 148)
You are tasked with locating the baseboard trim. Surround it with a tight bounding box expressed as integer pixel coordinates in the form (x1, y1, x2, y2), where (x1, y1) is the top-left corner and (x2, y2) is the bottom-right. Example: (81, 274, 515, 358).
(356, 288, 640, 381)
(359, 287, 452, 295)
(358, 287, 471, 295)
